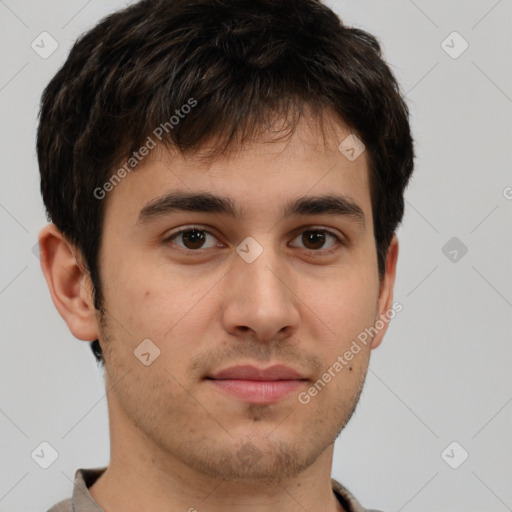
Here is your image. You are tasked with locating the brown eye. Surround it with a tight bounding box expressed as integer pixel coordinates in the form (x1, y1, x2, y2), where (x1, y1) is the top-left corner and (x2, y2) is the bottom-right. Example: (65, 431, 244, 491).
(181, 229, 206, 249)
(290, 228, 341, 253)
(166, 228, 219, 250)
(302, 231, 327, 250)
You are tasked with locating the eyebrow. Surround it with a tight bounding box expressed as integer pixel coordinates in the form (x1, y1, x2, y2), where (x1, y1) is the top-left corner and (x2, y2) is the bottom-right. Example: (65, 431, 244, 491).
(137, 191, 365, 227)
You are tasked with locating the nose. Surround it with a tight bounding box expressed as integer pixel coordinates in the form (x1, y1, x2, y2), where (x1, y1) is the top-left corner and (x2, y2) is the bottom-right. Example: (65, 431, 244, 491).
(221, 245, 300, 343)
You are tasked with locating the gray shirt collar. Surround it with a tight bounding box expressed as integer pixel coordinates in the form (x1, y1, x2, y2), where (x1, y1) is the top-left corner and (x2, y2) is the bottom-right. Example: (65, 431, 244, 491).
(48, 467, 380, 512)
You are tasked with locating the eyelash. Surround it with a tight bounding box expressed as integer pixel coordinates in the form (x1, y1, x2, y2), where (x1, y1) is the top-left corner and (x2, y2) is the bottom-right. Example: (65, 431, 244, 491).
(163, 225, 344, 256)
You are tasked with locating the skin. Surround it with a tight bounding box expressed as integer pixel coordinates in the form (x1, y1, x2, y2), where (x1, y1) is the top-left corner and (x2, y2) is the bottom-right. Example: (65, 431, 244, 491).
(39, 110, 398, 512)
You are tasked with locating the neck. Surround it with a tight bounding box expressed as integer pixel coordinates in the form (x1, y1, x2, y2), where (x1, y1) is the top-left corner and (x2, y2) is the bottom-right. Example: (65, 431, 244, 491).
(89, 409, 345, 512)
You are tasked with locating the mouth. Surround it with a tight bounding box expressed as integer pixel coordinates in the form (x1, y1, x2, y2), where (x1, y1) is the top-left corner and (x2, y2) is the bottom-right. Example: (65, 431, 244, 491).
(205, 364, 309, 404)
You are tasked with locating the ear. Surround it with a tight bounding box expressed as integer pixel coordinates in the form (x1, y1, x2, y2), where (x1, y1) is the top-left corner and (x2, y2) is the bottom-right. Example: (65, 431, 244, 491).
(371, 234, 399, 349)
(38, 224, 99, 341)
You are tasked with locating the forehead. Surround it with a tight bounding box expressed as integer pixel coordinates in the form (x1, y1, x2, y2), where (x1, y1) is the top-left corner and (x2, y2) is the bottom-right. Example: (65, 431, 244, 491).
(102, 110, 372, 224)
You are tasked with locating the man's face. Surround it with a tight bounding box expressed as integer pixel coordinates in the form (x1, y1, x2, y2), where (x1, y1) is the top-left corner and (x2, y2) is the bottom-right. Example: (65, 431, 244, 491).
(96, 113, 391, 481)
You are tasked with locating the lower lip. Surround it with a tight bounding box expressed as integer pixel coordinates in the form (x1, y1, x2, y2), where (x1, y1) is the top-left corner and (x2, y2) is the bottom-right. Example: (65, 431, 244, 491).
(208, 379, 305, 404)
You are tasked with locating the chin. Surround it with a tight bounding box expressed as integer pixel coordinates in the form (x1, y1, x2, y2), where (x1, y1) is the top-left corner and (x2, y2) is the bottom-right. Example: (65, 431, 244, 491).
(188, 436, 323, 482)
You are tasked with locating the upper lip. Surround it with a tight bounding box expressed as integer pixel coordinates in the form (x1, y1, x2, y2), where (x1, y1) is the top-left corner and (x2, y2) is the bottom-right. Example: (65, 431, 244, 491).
(209, 364, 306, 381)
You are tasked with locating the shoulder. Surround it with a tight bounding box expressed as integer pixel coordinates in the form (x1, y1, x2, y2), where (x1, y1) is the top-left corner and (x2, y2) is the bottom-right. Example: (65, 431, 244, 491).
(331, 478, 385, 512)
(47, 497, 72, 512)
(46, 466, 106, 512)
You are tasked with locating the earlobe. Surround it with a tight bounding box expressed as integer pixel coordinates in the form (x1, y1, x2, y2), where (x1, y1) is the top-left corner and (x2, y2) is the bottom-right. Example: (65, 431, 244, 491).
(371, 235, 399, 349)
(38, 224, 99, 342)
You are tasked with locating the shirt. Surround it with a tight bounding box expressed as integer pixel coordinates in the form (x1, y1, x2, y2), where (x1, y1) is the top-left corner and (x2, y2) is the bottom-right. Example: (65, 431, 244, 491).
(47, 467, 383, 512)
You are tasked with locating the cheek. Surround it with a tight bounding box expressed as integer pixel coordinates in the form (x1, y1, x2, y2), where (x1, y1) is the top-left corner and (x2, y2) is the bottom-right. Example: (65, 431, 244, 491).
(308, 270, 379, 343)
(101, 249, 180, 332)
(299, 277, 378, 405)
(103, 269, 219, 373)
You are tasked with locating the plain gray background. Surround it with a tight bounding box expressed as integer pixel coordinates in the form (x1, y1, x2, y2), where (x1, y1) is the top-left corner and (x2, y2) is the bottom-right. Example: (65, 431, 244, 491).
(1, 1, 511, 511)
